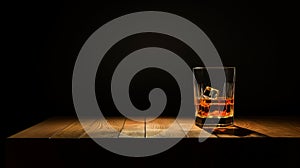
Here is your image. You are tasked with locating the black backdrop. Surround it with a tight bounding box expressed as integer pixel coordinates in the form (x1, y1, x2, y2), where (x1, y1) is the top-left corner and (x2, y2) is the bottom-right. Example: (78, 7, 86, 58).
(4, 1, 300, 138)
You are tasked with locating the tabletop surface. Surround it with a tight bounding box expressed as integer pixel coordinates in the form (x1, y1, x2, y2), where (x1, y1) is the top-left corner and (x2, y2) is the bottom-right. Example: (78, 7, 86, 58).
(9, 116, 300, 139)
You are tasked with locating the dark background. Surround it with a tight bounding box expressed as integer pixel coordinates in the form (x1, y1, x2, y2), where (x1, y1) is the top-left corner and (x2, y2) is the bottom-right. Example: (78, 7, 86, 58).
(3, 1, 300, 138)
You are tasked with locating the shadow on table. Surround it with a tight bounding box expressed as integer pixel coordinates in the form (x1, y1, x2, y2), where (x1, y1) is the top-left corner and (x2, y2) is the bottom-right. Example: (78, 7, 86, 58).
(203, 125, 269, 137)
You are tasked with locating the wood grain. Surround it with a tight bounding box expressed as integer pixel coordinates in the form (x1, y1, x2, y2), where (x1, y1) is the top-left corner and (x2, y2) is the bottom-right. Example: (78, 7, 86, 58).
(9, 117, 76, 138)
(146, 117, 186, 138)
(176, 118, 217, 138)
(187, 125, 218, 138)
(51, 121, 83, 138)
(81, 118, 125, 138)
(119, 118, 145, 138)
(234, 116, 300, 137)
(51, 118, 99, 138)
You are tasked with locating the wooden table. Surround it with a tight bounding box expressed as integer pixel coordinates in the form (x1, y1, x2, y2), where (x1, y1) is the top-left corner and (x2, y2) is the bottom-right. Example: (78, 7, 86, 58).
(6, 116, 300, 168)
(8, 116, 300, 138)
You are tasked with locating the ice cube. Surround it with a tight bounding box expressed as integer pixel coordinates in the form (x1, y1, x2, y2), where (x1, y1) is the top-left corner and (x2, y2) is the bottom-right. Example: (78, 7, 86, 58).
(203, 86, 219, 99)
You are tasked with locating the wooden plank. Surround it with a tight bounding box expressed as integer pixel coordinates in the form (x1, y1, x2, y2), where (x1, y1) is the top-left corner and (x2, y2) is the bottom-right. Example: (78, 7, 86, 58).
(177, 117, 264, 138)
(106, 117, 126, 131)
(176, 118, 217, 138)
(119, 118, 145, 138)
(234, 117, 276, 136)
(146, 117, 186, 138)
(9, 117, 76, 138)
(212, 126, 267, 138)
(234, 116, 300, 138)
(50, 119, 94, 138)
(81, 117, 125, 138)
(186, 125, 218, 138)
(176, 118, 195, 132)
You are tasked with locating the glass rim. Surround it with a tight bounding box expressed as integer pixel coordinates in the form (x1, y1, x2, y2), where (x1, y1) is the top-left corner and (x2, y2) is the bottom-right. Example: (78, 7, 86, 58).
(193, 66, 235, 70)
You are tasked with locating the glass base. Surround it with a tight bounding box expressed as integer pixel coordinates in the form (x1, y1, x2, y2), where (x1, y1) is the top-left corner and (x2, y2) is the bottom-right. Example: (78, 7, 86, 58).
(195, 116, 234, 128)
